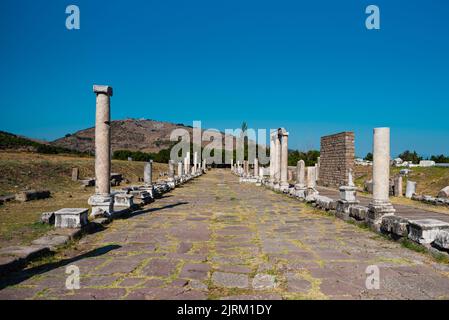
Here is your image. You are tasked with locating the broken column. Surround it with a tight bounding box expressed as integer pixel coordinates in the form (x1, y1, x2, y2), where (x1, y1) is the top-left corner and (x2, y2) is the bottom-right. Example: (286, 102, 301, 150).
(167, 160, 176, 188)
(405, 180, 417, 199)
(295, 160, 307, 198)
(72, 167, 79, 181)
(178, 161, 183, 178)
(88, 85, 114, 217)
(280, 130, 289, 191)
(269, 131, 276, 182)
(306, 166, 318, 197)
(336, 168, 359, 218)
(144, 160, 153, 186)
(394, 176, 403, 197)
(254, 158, 259, 178)
(193, 152, 198, 175)
(367, 127, 395, 228)
(275, 132, 281, 184)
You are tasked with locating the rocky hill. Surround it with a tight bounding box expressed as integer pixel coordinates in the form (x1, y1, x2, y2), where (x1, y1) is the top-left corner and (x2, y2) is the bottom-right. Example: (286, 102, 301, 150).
(51, 119, 243, 153)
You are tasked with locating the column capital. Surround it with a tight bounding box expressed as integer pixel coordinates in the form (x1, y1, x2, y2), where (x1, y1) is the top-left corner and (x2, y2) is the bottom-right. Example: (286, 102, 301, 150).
(93, 85, 113, 96)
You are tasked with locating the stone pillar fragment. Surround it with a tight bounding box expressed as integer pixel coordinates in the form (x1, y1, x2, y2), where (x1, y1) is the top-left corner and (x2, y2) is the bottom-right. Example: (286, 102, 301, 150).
(88, 85, 115, 217)
(254, 158, 259, 178)
(295, 160, 305, 189)
(144, 160, 153, 186)
(394, 176, 403, 197)
(280, 132, 289, 190)
(269, 132, 276, 182)
(405, 180, 417, 199)
(275, 134, 281, 183)
(367, 128, 395, 228)
(168, 160, 175, 179)
(72, 167, 79, 181)
(178, 161, 183, 177)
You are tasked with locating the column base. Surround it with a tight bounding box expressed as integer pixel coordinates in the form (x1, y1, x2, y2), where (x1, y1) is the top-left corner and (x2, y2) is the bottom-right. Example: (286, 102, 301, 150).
(280, 182, 290, 193)
(367, 200, 396, 230)
(336, 199, 360, 220)
(88, 194, 114, 218)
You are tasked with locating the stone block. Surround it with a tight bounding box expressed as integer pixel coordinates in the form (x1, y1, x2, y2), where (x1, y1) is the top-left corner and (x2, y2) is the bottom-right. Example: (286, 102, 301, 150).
(438, 186, 449, 199)
(0, 245, 50, 260)
(408, 219, 449, 244)
(54, 208, 88, 228)
(380, 216, 409, 237)
(349, 205, 368, 221)
(41, 212, 55, 224)
(114, 193, 134, 208)
(32, 235, 70, 249)
(80, 178, 95, 187)
(434, 230, 449, 250)
(15, 189, 50, 202)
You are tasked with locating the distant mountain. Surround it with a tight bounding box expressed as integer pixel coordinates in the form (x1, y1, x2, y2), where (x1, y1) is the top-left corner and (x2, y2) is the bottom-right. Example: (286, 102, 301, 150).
(51, 118, 244, 153)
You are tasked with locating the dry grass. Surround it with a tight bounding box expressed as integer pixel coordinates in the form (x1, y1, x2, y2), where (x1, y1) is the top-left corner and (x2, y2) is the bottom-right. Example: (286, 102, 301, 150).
(0, 151, 167, 248)
(354, 165, 449, 196)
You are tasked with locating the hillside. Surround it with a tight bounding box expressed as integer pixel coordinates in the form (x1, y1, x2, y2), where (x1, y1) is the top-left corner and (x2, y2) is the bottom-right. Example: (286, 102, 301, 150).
(51, 118, 241, 154)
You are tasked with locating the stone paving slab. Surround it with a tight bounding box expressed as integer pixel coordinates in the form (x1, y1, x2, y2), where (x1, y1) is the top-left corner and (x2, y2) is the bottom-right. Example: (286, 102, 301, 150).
(0, 170, 449, 299)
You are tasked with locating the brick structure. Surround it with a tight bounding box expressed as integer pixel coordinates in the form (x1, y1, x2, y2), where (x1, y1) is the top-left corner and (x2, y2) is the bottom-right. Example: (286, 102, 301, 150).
(319, 132, 354, 188)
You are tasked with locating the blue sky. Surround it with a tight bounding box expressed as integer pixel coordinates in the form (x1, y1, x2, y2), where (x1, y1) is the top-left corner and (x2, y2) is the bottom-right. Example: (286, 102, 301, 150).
(1, 0, 448, 157)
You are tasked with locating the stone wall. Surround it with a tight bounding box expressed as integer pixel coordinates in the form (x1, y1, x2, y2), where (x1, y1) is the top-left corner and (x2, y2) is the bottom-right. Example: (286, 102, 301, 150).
(319, 132, 354, 188)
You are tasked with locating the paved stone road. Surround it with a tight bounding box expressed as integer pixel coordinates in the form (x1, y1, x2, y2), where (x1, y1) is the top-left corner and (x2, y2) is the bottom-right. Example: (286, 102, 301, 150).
(1, 170, 449, 300)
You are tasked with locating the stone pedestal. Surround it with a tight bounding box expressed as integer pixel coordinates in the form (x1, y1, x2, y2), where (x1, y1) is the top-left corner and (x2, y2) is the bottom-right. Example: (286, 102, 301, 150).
(55, 208, 88, 228)
(114, 193, 134, 208)
(408, 219, 449, 244)
(336, 185, 359, 217)
(88, 194, 114, 217)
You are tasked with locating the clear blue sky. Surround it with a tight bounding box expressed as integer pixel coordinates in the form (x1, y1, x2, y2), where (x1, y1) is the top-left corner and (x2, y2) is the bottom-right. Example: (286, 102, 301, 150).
(1, 0, 448, 157)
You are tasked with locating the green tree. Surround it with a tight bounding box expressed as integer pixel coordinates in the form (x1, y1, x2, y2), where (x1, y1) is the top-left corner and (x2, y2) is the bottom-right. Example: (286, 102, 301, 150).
(364, 152, 373, 161)
(398, 150, 422, 164)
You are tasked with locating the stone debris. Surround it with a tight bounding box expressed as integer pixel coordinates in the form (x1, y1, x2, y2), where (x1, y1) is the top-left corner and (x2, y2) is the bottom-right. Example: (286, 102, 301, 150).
(15, 189, 51, 202)
(41, 212, 55, 224)
(434, 230, 449, 250)
(380, 215, 409, 238)
(438, 186, 449, 199)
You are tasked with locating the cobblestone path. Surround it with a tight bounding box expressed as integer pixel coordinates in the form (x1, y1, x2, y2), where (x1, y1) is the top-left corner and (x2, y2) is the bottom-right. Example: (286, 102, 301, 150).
(1, 170, 449, 300)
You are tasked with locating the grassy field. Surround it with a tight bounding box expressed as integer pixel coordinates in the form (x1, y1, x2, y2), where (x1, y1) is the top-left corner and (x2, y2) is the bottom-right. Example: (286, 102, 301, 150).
(0, 152, 167, 248)
(354, 165, 449, 196)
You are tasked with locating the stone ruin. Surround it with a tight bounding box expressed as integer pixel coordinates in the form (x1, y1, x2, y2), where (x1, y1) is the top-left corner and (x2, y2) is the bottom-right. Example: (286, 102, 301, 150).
(319, 131, 354, 188)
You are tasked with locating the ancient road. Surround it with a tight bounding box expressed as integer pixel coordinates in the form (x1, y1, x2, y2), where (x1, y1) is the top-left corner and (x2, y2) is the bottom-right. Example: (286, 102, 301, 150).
(1, 170, 449, 299)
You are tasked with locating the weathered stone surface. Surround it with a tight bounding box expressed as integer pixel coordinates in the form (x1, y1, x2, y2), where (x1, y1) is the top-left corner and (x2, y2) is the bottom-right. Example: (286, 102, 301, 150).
(438, 186, 449, 199)
(41, 212, 55, 224)
(434, 230, 449, 249)
(0, 245, 50, 260)
(54, 208, 88, 228)
(212, 272, 249, 288)
(252, 274, 277, 290)
(31, 235, 70, 248)
(380, 216, 409, 237)
(319, 132, 354, 188)
(349, 205, 368, 221)
(15, 189, 50, 202)
(408, 219, 449, 244)
(179, 263, 211, 280)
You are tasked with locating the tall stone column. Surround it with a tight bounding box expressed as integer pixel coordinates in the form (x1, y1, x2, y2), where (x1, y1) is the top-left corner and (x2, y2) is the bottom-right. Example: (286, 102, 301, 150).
(316, 157, 321, 183)
(88, 85, 114, 217)
(275, 134, 281, 183)
(254, 158, 259, 178)
(144, 160, 153, 186)
(243, 160, 248, 176)
(368, 127, 395, 228)
(280, 132, 289, 190)
(269, 132, 276, 181)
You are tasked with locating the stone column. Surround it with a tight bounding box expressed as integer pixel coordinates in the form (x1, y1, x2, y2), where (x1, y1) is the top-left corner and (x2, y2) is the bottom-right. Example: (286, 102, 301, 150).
(275, 133, 281, 183)
(178, 161, 183, 177)
(368, 128, 395, 228)
(295, 160, 305, 188)
(144, 160, 153, 185)
(243, 160, 248, 177)
(193, 152, 198, 174)
(254, 158, 259, 178)
(269, 132, 276, 181)
(168, 160, 175, 179)
(280, 132, 289, 190)
(394, 176, 403, 197)
(88, 85, 114, 217)
(405, 180, 416, 199)
(307, 167, 316, 189)
(316, 157, 321, 183)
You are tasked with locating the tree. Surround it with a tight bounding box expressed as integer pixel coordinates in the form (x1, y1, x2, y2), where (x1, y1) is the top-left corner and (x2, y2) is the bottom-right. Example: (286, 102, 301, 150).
(430, 154, 449, 163)
(364, 152, 373, 161)
(398, 150, 422, 164)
